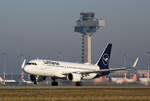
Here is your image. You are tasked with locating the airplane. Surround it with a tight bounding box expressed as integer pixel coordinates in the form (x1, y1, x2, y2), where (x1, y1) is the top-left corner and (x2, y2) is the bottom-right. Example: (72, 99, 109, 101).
(0, 76, 17, 84)
(21, 43, 139, 86)
(110, 73, 137, 84)
(20, 79, 33, 84)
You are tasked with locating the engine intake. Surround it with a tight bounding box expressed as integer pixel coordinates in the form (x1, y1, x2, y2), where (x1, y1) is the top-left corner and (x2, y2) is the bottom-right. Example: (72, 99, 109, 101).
(67, 73, 82, 82)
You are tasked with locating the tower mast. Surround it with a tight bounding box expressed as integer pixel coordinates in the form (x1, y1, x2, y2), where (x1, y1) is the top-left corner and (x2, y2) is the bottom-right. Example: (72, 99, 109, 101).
(75, 12, 104, 63)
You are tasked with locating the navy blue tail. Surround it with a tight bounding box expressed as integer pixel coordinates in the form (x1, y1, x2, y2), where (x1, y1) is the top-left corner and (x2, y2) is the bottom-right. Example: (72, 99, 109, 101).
(96, 43, 112, 69)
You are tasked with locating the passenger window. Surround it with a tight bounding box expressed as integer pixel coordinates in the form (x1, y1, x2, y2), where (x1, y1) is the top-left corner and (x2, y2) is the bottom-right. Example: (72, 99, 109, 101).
(34, 63, 37, 65)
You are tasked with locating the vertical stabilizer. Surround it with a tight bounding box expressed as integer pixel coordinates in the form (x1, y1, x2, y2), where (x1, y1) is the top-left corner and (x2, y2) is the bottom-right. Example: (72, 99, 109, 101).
(96, 43, 112, 69)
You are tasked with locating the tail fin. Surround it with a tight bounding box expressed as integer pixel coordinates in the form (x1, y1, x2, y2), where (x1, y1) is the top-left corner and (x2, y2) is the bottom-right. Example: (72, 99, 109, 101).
(96, 43, 112, 69)
(132, 57, 139, 68)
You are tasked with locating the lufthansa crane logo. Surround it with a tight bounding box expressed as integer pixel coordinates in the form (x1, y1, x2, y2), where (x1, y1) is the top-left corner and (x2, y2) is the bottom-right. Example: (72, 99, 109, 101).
(102, 53, 109, 66)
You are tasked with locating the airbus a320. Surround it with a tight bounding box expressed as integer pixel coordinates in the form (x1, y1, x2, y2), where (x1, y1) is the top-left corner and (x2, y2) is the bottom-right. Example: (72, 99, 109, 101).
(21, 43, 139, 86)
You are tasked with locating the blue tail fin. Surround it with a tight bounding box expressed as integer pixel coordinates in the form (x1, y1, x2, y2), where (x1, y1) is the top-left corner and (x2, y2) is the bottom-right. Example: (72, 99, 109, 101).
(96, 43, 112, 69)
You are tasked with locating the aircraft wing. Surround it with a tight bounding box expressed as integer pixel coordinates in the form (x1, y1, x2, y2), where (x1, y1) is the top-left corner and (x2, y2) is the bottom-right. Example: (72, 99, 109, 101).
(63, 67, 133, 75)
(63, 57, 139, 75)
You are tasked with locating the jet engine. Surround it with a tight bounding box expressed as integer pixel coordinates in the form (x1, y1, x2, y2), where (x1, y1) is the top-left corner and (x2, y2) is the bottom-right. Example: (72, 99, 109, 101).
(67, 73, 82, 82)
(30, 75, 46, 84)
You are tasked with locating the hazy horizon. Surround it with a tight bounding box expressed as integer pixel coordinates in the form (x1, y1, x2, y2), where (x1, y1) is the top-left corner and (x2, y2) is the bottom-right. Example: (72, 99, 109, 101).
(0, 0, 150, 74)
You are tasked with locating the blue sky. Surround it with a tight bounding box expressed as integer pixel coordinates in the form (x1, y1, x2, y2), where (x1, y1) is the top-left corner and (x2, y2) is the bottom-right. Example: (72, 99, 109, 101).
(0, 0, 150, 73)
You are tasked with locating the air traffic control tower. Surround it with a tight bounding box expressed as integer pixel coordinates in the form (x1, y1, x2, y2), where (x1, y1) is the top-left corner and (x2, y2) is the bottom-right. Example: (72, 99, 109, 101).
(74, 12, 104, 63)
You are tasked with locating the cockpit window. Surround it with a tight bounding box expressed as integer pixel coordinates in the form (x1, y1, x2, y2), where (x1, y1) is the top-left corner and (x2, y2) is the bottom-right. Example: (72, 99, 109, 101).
(26, 62, 37, 65)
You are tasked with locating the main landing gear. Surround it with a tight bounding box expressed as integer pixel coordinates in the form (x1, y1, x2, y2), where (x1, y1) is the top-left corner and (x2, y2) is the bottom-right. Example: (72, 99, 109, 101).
(75, 82, 82, 86)
(51, 77, 58, 86)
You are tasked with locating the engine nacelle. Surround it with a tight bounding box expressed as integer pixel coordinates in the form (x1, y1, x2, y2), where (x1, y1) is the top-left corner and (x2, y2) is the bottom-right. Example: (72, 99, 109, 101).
(67, 73, 82, 82)
(30, 75, 46, 82)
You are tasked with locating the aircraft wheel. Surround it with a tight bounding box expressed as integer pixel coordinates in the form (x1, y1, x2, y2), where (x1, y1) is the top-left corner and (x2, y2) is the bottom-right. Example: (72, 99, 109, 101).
(75, 82, 82, 86)
(51, 82, 58, 86)
(34, 81, 37, 84)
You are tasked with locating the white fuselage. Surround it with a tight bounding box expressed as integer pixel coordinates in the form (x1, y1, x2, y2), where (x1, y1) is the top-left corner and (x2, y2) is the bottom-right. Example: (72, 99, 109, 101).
(24, 59, 99, 80)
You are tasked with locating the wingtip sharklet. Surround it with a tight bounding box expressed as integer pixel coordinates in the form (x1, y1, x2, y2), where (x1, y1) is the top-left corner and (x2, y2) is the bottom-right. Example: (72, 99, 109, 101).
(132, 57, 139, 68)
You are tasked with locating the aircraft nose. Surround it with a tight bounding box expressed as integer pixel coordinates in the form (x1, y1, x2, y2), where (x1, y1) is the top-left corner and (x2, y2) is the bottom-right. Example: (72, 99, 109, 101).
(23, 66, 31, 73)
